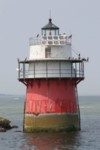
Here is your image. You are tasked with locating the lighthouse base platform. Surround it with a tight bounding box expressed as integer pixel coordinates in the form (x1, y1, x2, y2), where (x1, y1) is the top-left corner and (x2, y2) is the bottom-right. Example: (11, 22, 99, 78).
(23, 113, 80, 132)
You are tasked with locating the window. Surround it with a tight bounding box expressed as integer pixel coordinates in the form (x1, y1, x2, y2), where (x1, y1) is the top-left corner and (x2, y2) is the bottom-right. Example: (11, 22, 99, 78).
(45, 47, 51, 58)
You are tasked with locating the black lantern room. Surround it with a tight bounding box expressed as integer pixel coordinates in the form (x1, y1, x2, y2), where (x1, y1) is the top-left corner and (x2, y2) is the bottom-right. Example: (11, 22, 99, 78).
(41, 18, 59, 36)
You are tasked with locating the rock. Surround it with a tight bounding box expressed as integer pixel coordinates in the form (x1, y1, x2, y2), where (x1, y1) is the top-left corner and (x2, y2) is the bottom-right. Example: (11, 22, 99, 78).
(0, 117, 11, 131)
(0, 127, 6, 132)
(0, 117, 19, 132)
(11, 125, 18, 129)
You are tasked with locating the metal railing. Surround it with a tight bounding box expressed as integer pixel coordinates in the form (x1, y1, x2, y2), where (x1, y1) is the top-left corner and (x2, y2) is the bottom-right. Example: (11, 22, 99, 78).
(29, 35, 72, 46)
(18, 68, 84, 79)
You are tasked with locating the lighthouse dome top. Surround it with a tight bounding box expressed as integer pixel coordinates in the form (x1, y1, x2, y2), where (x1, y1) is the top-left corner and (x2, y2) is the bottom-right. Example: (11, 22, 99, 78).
(42, 18, 59, 30)
(41, 18, 59, 36)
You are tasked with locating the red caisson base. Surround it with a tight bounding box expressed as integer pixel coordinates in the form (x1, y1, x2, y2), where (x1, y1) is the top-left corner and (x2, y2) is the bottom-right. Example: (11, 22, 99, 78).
(23, 78, 80, 132)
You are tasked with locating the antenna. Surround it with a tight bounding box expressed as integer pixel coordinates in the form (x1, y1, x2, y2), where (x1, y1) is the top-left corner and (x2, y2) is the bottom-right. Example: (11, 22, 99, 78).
(49, 10, 51, 18)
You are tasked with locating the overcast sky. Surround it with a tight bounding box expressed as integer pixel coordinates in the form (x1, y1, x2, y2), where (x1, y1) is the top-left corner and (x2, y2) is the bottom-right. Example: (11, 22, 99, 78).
(0, 0, 100, 95)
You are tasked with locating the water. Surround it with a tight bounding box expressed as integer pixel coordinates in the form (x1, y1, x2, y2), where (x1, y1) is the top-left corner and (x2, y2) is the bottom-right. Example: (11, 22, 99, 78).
(0, 95, 100, 150)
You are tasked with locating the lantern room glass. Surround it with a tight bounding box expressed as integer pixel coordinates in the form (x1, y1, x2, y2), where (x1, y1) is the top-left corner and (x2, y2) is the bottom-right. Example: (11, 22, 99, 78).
(42, 29, 59, 36)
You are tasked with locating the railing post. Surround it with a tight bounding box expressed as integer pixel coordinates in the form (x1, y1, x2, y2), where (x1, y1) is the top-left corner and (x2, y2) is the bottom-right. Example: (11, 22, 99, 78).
(23, 63, 25, 79)
(82, 61, 84, 77)
(79, 62, 80, 77)
(34, 61, 35, 79)
(59, 61, 61, 78)
(46, 61, 48, 79)
(71, 63, 72, 77)
(17, 59, 20, 79)
(75, 63, 77, 77)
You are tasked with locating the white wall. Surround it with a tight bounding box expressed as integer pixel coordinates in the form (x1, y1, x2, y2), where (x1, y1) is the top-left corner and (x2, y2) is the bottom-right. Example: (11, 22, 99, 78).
(29, 44, 72, 59)
(28, 43, 73, 78)
(28, 61, 74, 78)
(29, 45, 45, 59)
(50, 45, 72, 58)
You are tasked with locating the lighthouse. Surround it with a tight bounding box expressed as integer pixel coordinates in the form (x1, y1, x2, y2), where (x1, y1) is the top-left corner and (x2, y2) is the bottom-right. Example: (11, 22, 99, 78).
(18, 18, 87, 132)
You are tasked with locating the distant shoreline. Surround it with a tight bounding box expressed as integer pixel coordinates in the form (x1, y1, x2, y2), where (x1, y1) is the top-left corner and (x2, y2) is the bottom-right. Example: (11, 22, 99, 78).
(0, 94, 100, 97)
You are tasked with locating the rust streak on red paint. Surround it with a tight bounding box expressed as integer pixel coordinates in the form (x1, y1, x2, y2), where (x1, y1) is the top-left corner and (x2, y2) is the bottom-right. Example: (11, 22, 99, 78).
(25, 79, 79, 114)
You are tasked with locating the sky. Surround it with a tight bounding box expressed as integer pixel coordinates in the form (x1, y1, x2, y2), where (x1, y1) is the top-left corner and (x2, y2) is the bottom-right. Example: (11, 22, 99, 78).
(0, 0, 100, 95)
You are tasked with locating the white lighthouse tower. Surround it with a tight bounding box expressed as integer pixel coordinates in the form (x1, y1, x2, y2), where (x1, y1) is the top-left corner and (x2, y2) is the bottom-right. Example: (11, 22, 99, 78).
(18, 18, 87, 132)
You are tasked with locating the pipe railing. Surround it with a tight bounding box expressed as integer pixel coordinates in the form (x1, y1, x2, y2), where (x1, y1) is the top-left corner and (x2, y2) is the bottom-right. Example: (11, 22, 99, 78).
(29, 35, 71, 46)
(18, 68, 84, 79)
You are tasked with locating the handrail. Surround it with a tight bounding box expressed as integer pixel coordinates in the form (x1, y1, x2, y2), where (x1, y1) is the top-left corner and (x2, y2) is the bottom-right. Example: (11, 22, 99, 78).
(29, 35, 72, 46)
(18, 68, 84, 79)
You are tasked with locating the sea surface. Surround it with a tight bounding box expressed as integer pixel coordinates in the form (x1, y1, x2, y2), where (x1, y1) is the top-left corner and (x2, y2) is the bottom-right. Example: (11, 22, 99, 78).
(0, 95, 100, 150)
